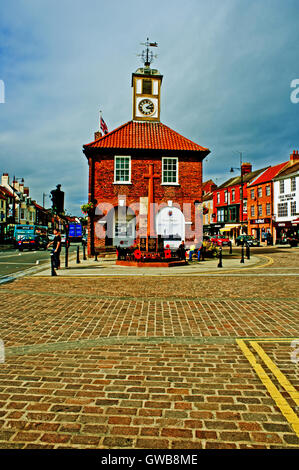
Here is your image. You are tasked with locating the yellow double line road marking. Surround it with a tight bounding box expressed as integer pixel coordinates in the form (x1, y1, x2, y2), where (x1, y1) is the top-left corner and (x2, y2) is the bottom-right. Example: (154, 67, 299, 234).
(237, 339, 299, 437)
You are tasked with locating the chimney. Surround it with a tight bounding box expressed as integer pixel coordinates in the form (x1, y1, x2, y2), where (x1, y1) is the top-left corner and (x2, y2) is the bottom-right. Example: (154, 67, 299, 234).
(241, 162, 252, 175)
(13, 180, 20, 191)
(1, 173, 9, 185)
(290, 149, 299, 164)
(24, 187, 29, 196)
(94, 131, 102, 140)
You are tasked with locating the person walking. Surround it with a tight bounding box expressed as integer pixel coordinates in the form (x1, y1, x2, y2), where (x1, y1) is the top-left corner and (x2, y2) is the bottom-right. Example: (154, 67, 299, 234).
(47, 228, 62, 269)
(177, 240, 186, 260)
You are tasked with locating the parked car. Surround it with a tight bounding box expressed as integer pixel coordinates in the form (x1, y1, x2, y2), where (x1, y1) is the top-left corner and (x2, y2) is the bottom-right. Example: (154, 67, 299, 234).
(36, 235, 49, 250)
(236, 235, 260, 247)
(210, 234, 231, 246)
(18, 234, 49, 251)
(17, 235, 38, 251)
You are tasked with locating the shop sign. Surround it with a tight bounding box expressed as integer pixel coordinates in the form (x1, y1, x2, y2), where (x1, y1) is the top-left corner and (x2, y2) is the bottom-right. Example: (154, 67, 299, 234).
(251, 218, 271, 224)
(278, 192, 295, 201)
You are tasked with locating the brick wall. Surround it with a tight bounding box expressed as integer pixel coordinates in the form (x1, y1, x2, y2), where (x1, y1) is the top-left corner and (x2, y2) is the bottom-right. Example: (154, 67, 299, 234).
(87, 151, 203, 254)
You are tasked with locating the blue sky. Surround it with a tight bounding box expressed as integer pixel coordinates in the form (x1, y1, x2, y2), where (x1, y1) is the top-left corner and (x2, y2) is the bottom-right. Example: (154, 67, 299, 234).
(0, 0, 299, 215)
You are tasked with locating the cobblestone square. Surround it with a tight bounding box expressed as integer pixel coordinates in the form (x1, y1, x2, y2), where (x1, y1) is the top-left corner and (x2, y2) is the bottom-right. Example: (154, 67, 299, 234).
(0, 247, 298, 449)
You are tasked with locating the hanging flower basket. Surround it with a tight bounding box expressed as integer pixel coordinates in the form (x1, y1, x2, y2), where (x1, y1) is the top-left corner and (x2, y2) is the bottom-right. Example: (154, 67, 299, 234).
(81, 202, 95, 215)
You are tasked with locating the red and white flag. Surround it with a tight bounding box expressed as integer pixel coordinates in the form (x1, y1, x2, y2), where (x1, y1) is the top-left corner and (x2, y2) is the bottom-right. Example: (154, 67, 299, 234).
(100, 114, 108, 134)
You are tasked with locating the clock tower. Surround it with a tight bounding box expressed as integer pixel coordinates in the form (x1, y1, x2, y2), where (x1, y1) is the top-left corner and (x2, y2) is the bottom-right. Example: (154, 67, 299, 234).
(132, 39, 163, 122)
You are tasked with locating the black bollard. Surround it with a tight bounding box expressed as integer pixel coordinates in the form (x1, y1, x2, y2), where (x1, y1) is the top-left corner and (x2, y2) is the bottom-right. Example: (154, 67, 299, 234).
(218, 247, 223, 268)
(246, 242, 250, 259)
(94, 252, 98, 261)
(51, 253, 57, 276)
(65, 243, 68, 268)
(240, 244, 245, 263)
(201, 246, 204, 261)
(229, 241, 232, 254)
(76, 245, 80, 264)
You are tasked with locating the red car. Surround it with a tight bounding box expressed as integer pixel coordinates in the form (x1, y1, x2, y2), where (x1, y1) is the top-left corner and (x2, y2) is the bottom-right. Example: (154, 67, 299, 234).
(210, 234, 231, 246)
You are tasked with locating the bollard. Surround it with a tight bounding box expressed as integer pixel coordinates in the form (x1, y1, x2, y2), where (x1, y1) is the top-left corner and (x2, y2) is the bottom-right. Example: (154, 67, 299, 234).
(240, 244, 245, 263)
(83, 242, 87, 260)
(51, 253, 57, 276)
(218, 247, 223, 268)
(201, 246, 205, 261)
(246, 242, 250, 259)
(65, 243, 68, 268)
(229, 242, 232, 254)
(94, 252, 98, 261)
(76, 245, 80, 264)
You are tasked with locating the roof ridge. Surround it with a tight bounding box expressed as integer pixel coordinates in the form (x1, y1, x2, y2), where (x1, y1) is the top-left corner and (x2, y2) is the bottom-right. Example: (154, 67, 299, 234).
(83, 120, 209, 153)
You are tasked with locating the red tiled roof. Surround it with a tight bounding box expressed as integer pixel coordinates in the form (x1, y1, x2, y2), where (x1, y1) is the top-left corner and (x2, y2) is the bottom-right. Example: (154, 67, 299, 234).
(0, 185, 13, 197)
(33, 202, 47, 211)
(83, 120, 209, 153)
(248, 162, 288, 186)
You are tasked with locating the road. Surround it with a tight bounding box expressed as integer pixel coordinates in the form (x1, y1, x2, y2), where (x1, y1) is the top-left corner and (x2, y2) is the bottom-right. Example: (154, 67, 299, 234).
(0, 244, 79, 279)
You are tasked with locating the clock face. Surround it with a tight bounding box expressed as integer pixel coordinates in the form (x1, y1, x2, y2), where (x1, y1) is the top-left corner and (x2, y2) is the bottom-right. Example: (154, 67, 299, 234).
(138, 98, 155, 116)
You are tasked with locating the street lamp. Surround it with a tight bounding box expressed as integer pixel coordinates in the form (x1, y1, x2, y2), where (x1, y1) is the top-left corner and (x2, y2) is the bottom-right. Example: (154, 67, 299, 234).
(12, 176, 24, 224)
(230, 152, 244, 235)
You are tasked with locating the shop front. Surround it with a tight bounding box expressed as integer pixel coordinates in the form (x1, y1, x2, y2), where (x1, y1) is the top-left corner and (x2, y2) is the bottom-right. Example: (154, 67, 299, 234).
(273, 219, 299, 244)
(208, 223, 225, 236)
(248, 218, 272, 243)
(219, 223, 243, 242)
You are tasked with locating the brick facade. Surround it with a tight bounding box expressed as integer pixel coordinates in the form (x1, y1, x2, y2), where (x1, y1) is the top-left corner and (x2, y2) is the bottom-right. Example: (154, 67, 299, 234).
(84, 147, 208, 255)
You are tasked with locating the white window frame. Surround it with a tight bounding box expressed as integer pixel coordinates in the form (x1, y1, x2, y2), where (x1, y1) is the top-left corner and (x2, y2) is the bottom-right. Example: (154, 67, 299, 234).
(161, 157, 179, 185)
(291, 201, 296, 216)
(114, 156, 131, 184)
(266, 185, 270, 196)
(291, 177, 296, 192)
(258, 187, 262, 198)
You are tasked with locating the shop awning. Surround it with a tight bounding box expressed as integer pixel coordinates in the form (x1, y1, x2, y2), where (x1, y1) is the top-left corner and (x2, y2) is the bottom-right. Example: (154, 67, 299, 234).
(219, 224, 241, 232)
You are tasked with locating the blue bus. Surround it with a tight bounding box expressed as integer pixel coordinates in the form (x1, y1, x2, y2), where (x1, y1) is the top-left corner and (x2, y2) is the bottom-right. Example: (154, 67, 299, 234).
(13, 224, 48, 243)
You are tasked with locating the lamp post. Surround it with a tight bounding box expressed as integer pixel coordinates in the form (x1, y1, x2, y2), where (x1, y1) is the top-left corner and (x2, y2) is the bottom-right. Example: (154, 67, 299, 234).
(230, 152, 244, 236)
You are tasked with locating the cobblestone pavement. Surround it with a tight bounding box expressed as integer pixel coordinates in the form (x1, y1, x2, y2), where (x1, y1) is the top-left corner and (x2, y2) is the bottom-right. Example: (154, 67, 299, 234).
(0, 247, 298, 449)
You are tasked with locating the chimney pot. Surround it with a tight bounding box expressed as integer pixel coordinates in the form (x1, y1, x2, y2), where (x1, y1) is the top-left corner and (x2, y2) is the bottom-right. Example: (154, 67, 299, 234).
(94, 131, 102, 140)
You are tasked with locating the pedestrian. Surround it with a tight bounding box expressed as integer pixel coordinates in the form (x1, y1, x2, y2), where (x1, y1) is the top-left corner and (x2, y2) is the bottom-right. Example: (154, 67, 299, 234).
(189, 243, 196, 261)
(47, 228, 61, 269)
(177, 240, 186, 260)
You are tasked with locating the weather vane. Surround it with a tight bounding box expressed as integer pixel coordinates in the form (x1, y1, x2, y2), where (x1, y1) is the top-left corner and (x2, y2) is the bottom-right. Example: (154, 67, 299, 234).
(138, 38, 158, 67)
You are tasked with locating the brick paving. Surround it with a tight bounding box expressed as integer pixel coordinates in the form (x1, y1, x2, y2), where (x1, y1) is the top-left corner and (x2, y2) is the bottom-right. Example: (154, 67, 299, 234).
(0, 247, 298, 449)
